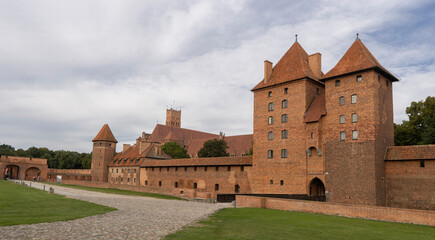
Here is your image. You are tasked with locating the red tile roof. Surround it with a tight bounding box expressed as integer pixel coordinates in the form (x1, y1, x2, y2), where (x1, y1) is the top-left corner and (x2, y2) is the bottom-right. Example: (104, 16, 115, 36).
(110, 143, 171, 167)
(149, 124, 218, 146)
(187, 134, 253, 157)
(141, 156, 253, 167)
(385, 145, 435, 161)
(92, 124, 118, 143)
(322, 39, 399, 81)
(304, 93, 326, 123)
(252, 42, 319, 91)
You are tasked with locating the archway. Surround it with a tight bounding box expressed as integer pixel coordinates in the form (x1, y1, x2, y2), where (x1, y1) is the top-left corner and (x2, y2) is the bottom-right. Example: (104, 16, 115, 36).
(5, 165, 19, 179)
(309, 178, 325, 196)
(25, 167, 41, 181)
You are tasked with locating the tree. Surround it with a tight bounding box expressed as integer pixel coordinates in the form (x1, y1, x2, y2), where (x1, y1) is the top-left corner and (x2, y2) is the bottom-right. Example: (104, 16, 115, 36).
(198, 139, 229, 158)
(0, 144, 16, 156)
(395, 96, 435, 146)
(162, 142, 190, 159)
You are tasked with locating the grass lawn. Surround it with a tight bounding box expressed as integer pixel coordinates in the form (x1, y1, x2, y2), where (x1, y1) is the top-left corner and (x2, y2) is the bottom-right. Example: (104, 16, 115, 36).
(0, 180, 116, 226)
(45, 182, 185, 200)
(164, 208, 435, 240)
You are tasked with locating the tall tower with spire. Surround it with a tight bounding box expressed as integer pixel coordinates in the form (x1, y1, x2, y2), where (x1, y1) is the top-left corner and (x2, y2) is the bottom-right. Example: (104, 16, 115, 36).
(91, 124, 117, 182)
(166, 108, 181, 128)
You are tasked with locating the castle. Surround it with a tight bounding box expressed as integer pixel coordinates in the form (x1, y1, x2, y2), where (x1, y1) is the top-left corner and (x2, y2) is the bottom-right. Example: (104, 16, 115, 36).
(1, 37, 434, 210)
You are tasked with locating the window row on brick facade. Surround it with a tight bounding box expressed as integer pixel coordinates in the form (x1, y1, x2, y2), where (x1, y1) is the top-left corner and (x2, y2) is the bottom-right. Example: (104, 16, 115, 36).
(268, 100, 288, 111)
(339, 94, 357, 106)
(267, 149, 288, 159)
(268, 130, 288, 140)
(270, 179, 285, 185)
(268, 114, 288, 125)
(335, 75, 362, 87)
(145, 166, 245, 172)
(112, 176, 136, 183)
(340, 130, 358, 140)
(148, 180, 240, 193)
(112, 168, 137, 174)
(339, 113, 358, 124)
(268, 88, 289, 97)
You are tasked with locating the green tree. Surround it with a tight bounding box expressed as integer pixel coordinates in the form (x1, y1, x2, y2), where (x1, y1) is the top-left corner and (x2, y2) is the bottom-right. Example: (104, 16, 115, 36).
(0, 144, 16, 156)
(395, 96, 435, 146)
(162, 142, 190, 159)
(81, 153, 92, 169)
(198, 139, 229, 158)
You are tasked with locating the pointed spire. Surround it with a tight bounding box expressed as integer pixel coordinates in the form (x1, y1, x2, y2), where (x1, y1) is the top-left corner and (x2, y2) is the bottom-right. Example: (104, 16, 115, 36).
(295, 34, 298, 42)
(92, 124, 118, 143)
(356, 33, 360, 41)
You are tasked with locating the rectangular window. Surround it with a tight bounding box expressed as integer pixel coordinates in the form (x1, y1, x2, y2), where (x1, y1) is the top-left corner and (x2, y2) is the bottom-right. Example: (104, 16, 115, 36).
(340, 115, 345, 124)
(122, 169, 124, 173)
(159, 181, 162, 187)
(420, 160, 425, 168)
(335, 80, 340, 86)
(280, 180, 284, 185)
(227, 166, 231, 171)
(112, 169, 114, 173)
(282, 130, 288, 139)
(351, 94, 357, 104)
(282, 114, 288, 123)
(204, 166, 207, 171)
(339, 96, 345, 106)
(270, 180, 273, 184)
(268, 102, 274, 111)
(352, 113, 358, 123)
(340, 131, 345, 141)
(268, 116, 274, 125)
(267, 150, 273, 159)
(134, 178, 136, 183)
(175, 182, 178, 188)
(215, 166, 219, 171)
(311, 132, 314, 139)
(282, 100, 288, 109)
(268, 91, 272, 97)
(356, 75, 362, 82)
(352, 130, 358, 140)
(128, 169, 130, 173)
(281, 149, 287, 158)
(145, 180, 148, 185)
(184, 167, 187, 171)
(194, 167, 197, 171)
(284, 88, 288, 94)
(241, 166, 244, 172)
(268, 131, 273, 140)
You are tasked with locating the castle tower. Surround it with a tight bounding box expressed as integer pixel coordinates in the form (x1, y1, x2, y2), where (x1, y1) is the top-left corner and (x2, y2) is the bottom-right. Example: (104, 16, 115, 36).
(91, 124, 117, 182)
(166, 108, 181, 128)
(251, 41, 325, 195)
(320, 37, 398, 206)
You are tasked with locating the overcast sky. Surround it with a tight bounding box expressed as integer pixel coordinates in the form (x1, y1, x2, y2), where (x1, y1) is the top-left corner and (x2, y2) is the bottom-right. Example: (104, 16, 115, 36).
(1, 0, 434, 153)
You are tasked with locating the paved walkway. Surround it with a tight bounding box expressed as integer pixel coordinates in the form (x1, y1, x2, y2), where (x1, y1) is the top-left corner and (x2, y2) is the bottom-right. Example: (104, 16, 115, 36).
(0, 181, 231, 240)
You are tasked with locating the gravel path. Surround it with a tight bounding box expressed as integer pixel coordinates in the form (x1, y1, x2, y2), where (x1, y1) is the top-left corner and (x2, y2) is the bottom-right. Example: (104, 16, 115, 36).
(0, 181, 231, 240)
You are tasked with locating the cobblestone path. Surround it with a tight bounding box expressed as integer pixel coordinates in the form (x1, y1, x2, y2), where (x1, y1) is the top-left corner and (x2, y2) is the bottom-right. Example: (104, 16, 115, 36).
(0, 181, 231, 240)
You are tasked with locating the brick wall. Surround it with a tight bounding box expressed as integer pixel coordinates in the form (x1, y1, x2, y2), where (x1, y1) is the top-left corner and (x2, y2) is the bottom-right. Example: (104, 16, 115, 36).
(236, 195, 435, 226)
(0, 155, 48, 181)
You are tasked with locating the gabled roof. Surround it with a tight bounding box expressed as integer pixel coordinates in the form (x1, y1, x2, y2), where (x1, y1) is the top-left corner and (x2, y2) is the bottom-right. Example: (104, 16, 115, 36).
(322, 39, 399, 81)
(304, 93, 326, 123)
(187, 134, 253, 157)
(149, 124, 218, 146)
(252, 42, 319, 91)
(92, 124, 118, 143)
(111, 143, 171, 167)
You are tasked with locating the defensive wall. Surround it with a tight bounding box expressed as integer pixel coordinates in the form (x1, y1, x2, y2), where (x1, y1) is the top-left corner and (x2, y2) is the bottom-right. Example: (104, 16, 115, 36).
(47, 168, 92, 182)
(0, 155, 48, 181)
(385, 145, 435, 210)
(236, 195, 435, 226)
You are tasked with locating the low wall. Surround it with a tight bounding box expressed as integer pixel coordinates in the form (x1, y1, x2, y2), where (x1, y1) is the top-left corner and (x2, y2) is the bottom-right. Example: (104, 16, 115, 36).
(236, 195, 435, 226)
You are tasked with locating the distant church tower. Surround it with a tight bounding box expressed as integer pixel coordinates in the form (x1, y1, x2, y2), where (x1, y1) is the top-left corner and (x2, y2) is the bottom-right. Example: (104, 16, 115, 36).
(91, 124, 117, 182)
(166, 108, 181, 128)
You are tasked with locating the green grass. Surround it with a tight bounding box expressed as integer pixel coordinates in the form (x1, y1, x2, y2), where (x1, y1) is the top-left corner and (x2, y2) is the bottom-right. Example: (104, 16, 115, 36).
(45, 182, 185, 200)
(164, 208, 435, 240)
(0, 180, 116, 226)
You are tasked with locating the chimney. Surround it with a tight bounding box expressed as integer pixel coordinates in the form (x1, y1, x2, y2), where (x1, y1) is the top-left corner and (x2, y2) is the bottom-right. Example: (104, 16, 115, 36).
(308, 53, 322, 78)
(264, 60, 273, 84)
(123, 144, 131, 152)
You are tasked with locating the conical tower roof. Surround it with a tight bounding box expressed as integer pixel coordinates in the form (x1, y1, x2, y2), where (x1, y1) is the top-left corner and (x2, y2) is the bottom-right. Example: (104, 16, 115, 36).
(252, 41, 318, 91)
(322, 39, 398, 81)
(92, 124, 118, 143)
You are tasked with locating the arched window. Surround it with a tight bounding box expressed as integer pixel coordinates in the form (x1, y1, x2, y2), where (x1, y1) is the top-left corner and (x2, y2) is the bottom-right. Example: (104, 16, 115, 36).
(281, 149, 287, 158)
(193, 182, 198, 189)
(215, 184, 219, 191)
(268, 131, 273, 140)
(282, 130, 288, 139)
(268, 116, 274, 125)
(281, 114, 288, 123)
(267, 150, 273, 159)
(282, 100, 288, 109)
(339, 96, 345, 106)
(268, 102, 274, 111)
(235, 184, 240, 193)
(175, 182, 178, 188)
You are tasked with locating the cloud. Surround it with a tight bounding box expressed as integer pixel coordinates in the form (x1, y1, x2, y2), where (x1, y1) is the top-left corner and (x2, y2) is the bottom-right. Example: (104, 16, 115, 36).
(0, 0, 434, 152)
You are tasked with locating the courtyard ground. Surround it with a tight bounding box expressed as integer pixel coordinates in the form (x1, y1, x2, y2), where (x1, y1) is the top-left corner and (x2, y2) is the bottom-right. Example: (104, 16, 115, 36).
(164, 208, 435, 240)
(0, 180, 230, 239)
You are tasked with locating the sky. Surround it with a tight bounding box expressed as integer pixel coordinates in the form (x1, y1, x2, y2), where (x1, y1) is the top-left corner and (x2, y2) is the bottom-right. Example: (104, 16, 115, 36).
(0, 0, 434, 153)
